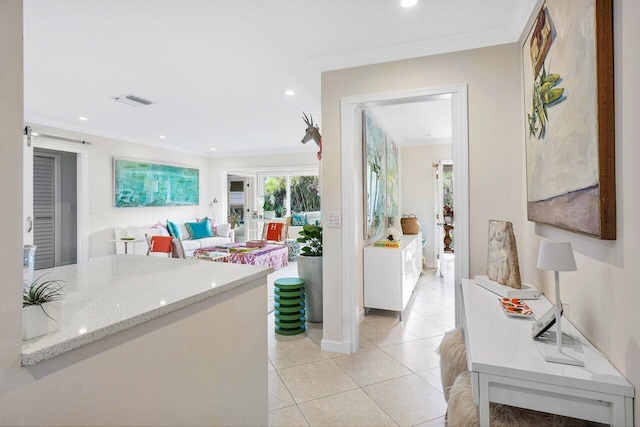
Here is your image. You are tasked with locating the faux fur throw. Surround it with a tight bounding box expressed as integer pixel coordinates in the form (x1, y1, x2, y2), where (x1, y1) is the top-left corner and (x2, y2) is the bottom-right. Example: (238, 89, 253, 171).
(437, 328, 468, 402)
(448, 372, 594, 427)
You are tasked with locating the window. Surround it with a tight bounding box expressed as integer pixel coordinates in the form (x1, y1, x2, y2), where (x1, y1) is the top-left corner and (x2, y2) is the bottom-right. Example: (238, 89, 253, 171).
(258, 169, 320, 218)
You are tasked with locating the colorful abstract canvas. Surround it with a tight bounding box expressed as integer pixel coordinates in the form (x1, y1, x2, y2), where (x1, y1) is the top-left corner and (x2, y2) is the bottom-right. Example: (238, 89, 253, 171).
(523, 0, 615, 239)
(114, 158, 199, 207)
(363, 111, 386, 239)
(386, 138, 399, 221)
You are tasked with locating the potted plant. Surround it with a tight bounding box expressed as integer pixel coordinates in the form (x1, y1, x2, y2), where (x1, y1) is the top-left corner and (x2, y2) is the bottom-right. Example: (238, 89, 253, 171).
(23, 276, 64, 340)
(296, 224, 323, 322)
(263, 194, 276, 219)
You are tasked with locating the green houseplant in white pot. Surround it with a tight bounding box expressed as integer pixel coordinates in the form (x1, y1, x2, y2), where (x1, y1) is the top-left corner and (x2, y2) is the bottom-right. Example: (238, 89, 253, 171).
(297, 224, 323, 322)
(23, 276, 64, 340)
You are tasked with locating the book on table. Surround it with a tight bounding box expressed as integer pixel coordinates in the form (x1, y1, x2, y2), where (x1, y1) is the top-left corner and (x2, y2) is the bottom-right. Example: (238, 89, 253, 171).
(372, 240, 400, 248)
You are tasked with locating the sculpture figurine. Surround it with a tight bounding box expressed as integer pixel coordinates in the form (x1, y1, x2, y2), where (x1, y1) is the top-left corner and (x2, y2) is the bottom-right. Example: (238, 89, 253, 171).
(487, 220, 521, 289)
(301, 112, 322, 161)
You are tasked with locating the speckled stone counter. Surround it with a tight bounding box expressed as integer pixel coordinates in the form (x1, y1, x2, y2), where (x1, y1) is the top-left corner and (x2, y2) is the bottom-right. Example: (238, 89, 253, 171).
(22, 255, 273, 366)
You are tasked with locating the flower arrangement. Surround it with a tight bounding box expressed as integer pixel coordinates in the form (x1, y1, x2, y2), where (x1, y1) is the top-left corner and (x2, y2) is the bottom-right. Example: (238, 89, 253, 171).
(443, 204, 454, 219)
(297, 224, 322, 256)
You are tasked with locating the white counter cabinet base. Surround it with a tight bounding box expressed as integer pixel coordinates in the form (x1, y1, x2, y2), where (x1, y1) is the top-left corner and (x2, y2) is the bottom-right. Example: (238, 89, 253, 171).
(364, 233, 422, 320)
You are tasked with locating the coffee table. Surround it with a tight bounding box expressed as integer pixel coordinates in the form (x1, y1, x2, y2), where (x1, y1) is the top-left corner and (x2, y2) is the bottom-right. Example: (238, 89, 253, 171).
(192, 249, 231, 262)
(226, 244, 288, 270)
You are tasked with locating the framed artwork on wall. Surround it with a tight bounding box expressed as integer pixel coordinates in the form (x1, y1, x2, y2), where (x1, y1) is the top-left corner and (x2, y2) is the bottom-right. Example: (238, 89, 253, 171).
(523, 0, 615, 239)
(114, 158, 200, 207)
(363, 111, 386, 239)
(386, 138, 399, 225)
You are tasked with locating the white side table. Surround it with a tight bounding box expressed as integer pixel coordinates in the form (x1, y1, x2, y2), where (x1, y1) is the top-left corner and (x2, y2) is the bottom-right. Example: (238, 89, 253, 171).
(111, 238, 144, 255)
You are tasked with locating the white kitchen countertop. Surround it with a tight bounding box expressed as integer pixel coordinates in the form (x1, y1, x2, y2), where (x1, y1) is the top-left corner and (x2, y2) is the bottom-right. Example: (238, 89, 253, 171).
(22, 255, 273, 366)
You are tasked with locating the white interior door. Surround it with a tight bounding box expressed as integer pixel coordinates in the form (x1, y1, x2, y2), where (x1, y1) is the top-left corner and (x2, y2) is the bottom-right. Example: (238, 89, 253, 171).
(23, 128, 34, 245)
(33, 154, 58, 269)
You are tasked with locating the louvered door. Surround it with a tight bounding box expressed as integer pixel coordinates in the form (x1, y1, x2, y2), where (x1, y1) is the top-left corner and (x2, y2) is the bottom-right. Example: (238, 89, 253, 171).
(33, 155, 55, 269)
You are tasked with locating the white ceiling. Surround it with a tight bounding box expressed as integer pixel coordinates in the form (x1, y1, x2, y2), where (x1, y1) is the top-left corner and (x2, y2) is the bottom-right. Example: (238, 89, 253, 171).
(23, 0, 536, 157)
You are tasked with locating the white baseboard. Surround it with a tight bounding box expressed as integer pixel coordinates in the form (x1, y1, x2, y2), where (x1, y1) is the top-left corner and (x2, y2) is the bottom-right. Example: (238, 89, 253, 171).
(321, 339, 350, 354)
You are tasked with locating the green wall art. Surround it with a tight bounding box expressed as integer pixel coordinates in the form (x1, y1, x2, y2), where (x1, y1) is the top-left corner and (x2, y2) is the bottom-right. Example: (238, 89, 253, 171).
(363, 111, 388, 239)
(114, 158, 199, 207)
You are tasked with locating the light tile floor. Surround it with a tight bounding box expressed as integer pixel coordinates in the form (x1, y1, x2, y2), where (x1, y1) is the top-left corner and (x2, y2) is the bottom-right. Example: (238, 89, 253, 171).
(267, 254, 455, 427)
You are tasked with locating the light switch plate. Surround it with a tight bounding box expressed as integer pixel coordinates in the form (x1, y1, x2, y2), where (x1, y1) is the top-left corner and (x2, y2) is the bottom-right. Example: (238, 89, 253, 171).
(327, 212, 342, 228)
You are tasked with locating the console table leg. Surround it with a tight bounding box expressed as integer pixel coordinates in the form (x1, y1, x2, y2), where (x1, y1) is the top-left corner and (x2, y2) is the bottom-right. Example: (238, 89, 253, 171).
(478, 376, 491, 426)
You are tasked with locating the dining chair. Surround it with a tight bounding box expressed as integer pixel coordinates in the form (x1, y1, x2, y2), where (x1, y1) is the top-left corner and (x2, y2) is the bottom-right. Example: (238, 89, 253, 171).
(261, 221, 289, 242)
(146, 235, 174, 257)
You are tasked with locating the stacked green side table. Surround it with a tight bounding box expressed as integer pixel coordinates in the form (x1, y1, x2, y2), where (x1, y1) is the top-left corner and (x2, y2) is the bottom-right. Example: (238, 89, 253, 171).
(274, 277, 306, 335)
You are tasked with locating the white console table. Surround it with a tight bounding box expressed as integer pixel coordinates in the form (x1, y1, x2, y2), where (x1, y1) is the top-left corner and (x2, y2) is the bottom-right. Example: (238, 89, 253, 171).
(461, 279, 634, 426)
(364, 233, 422, 320)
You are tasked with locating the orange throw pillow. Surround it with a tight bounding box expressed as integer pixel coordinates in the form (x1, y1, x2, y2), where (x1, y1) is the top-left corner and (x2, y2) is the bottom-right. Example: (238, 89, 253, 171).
(266, 223, 283, 241)
(150, 236, 173, 253)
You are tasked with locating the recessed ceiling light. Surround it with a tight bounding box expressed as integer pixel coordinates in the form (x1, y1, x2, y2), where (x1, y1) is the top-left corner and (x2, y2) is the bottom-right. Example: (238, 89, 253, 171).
(79, 117, 88, 121)
(159, 135, 166, 139)
(401, 0, 417, 7)
(210, 147, 216, 151)
(285, 90, 295, 96)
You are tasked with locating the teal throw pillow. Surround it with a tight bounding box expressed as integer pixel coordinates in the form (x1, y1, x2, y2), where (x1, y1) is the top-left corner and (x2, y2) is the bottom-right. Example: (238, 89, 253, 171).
(291, 213, 307, 226)
(166, 220, 182, 240)
(186, 218, 214, 240)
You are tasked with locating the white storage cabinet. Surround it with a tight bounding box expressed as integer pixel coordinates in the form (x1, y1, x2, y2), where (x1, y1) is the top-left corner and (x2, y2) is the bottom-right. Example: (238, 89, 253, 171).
(364, 233, 422, 320)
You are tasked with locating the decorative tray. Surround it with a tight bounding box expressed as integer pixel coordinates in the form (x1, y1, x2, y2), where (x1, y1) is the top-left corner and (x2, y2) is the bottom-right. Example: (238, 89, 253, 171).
(499, 298, 534, 318)
(120, 237, 136, 241)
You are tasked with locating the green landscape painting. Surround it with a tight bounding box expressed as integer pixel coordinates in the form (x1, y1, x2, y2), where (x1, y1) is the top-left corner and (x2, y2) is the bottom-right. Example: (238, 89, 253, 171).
(114, 158, 199, 207)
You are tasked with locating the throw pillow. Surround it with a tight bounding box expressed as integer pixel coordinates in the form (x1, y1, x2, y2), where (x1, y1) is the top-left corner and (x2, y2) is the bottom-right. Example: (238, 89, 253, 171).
(151, 221, 169, 236)
(166, 220, 182, 240)
(265, 222, 284, 241)
(291, 213, 307, 226)
(197, 217, 217, 236)
(186, 219, 214, 240)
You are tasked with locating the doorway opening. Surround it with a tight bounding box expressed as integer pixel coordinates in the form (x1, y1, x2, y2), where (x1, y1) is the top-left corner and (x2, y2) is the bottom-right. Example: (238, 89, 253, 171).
(434, 160, 455, 278)
(23, 130, 90, 263)
(33, 148, 78, 269)
(336, 84, 469, 354)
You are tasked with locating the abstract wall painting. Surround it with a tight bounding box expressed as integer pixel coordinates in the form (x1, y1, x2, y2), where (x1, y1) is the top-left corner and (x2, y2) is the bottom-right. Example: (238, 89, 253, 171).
(523, 0, 615, 239)
(114, 158, 199, 207)
(363, 111, 386, 239)
(386, 138, 399, 222)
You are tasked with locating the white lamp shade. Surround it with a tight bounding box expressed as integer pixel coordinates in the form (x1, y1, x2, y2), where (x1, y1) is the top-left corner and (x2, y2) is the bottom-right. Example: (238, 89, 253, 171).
(537, 241, 577, 272)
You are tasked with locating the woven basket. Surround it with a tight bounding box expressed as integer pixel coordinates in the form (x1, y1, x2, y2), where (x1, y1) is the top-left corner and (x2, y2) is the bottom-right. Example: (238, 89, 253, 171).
(401, 214, 420, 234)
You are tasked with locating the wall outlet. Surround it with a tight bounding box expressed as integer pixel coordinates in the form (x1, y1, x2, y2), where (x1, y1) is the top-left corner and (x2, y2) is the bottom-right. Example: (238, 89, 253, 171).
(327, 212, 342, 228)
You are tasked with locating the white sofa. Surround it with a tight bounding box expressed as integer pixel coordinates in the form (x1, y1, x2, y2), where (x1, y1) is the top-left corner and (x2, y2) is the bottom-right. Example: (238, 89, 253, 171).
(115, 221, 235, 256)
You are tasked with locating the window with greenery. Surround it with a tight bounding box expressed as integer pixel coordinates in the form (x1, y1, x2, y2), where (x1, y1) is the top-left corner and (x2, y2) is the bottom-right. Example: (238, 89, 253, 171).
(290, 176, 320, 213)
(259, 171, 320, 218)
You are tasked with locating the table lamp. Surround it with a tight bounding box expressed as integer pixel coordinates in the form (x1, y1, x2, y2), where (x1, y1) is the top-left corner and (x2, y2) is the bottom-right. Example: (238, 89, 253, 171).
(536, 241, 583, 366)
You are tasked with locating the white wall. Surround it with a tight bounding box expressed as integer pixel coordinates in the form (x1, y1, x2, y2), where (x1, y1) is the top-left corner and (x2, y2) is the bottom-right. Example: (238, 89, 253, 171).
(321, 43, 523, 345)
(0, 1, 24, 424)
(28, 124, 213, 259)
(521, 0, 640, 422)
(401, 144, 452, 267)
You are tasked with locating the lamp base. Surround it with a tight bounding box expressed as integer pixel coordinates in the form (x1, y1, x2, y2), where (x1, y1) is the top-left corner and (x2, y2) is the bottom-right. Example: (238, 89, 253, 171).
(534, 328, 585, 367)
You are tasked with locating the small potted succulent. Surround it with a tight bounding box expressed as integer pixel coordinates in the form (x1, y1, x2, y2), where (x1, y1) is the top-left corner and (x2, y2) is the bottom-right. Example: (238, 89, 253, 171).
(23, 276, 65, 340)
(296, 224, 323, 322)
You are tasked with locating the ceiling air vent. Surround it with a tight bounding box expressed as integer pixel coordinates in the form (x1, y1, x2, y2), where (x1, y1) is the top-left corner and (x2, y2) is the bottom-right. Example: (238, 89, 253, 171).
(111, 94, 156, 107)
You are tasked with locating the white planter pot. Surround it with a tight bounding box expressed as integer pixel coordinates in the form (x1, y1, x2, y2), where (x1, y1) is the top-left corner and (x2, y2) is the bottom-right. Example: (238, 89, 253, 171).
(22, 300, 61, 340)
(297, 255, 323, 322)
(264, 211, 276, 219)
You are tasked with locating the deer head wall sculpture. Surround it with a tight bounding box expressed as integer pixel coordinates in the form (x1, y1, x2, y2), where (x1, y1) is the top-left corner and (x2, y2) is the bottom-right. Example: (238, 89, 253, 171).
(301, 112, 322, 161)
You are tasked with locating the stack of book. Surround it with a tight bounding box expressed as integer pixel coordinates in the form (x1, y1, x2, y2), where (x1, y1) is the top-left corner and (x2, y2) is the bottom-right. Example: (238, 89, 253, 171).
(372, 240, 400, 248)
